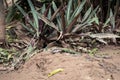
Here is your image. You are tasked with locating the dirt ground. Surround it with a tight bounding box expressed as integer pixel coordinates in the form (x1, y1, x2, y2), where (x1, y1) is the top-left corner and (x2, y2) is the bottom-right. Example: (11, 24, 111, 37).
(0, 45, 120, 80)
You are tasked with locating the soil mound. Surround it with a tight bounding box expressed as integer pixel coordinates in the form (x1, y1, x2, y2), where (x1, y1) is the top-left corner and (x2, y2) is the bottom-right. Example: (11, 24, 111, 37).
(0, 46, 120, 80)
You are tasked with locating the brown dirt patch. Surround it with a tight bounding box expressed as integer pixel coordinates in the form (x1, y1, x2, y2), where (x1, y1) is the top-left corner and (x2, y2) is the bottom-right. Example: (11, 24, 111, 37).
(0, 45, 120, 80)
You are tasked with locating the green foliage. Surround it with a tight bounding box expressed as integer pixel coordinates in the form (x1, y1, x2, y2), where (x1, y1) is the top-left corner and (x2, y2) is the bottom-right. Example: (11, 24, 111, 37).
(49, 0, 99, 34)
(15, 0, 39, 37)
(27, 0, 39, 36)
(0, 48, 17, 64)
(103, 9, 115, 31)
(109, 9, 115, 30)
(7, 0, 119, 40)
(72, 6, 99, 33)
(88, 48, 98, 55)
(5, 6, 17, 23)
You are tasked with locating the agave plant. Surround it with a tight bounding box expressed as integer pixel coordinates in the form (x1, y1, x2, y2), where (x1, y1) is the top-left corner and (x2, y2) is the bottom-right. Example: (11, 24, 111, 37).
(14, 0, 119, 47)
(42, 0, 99, 39)
(14, 0, 100, 44)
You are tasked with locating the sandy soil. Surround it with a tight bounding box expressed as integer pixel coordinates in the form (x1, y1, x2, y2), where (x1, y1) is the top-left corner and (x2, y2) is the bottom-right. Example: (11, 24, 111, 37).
(0, 45, 120, 80)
